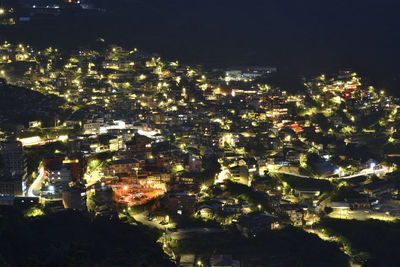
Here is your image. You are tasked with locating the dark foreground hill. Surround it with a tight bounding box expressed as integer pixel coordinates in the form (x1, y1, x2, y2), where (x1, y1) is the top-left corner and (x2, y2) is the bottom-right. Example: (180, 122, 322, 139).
(0, 207, 174, 266)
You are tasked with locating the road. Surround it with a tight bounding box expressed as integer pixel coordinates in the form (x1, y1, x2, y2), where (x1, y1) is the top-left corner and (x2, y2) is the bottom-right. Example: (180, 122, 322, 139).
(328, 208, 397, 221)
(274, 166, 389, 180)
(168, 228, 223, 240)
(131, 213, 223, 239)
(85, 160, 107, 187)
(132, 212, 173, 230)
(27, 167, 44, 197)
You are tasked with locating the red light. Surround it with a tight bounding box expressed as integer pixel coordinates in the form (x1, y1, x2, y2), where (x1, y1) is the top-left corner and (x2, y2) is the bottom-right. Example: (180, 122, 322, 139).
(344, 92, 350, 98)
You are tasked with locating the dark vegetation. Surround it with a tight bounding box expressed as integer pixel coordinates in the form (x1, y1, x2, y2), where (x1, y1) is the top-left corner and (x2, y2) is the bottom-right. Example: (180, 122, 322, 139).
(0, 84, 66, 127)
(224, 181, 272, 211)
(329, 186, 362, 202)
(0, 206, 174, 266)
(318, 218, 400, 266)
(200, 154, 221, 186)
(279, 174, 333, 193)
(173, 226, 349, 266)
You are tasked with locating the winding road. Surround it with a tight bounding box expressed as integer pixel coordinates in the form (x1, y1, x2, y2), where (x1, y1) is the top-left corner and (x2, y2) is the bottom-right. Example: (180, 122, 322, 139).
(27, 167, 44, 197)
(274, 166, 389, 180)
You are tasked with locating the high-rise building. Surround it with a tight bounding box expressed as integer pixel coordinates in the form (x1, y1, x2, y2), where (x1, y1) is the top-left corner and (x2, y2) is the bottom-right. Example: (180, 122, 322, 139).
(0, 141, 26, 196)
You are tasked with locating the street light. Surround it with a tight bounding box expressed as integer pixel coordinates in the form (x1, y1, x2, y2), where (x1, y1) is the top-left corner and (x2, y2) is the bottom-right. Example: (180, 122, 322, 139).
(133, 167, 139, 184)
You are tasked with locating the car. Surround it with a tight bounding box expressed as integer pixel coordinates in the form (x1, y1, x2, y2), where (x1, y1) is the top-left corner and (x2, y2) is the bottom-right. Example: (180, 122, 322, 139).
(147, 217, 156, 221)
(159, 221, 168, 225)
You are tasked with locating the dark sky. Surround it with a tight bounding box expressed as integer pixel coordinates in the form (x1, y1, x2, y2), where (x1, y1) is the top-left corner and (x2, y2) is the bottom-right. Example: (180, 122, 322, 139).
(3, 0, 400, 92)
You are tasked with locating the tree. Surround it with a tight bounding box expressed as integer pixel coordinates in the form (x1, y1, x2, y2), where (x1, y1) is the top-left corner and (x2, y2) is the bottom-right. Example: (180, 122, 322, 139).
(304, 152, 323, 175)
(313, 113, 330, 132)
(324, 207, 333, 214)
(201, 155, 221, 185)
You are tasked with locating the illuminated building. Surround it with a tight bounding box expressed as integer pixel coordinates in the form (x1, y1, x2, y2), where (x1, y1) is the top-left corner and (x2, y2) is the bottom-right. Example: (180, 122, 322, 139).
(125, 134, 154, 158)
(62, 187, 87, 211)
(107, 159, 140, 183)
(0, 141, 26, 196)
(0, 141, 26, 179)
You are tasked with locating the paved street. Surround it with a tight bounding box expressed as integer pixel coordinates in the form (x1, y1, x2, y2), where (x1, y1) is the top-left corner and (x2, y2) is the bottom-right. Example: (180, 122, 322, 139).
(132, 212, 173, 230)
(27, 167, 44, 197)
(274, 166, 389, 180)
(329, 208, 396, 221)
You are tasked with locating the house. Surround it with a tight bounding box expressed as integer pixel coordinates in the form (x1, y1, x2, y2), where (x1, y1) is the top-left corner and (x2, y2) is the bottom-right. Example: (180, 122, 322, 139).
(62, 187, 87, 211)
(45, 164, 72, 184)
(280, 204, 306, 226)
(211, 255, 240, 267)
(87, 184, 117, 218)
(83, 122, 103, 134)
(267, 189, 283, 197)
(146, 172, 171, 185)
(230, 166, 249, 185)
(237, 213, 279, 238)
(163, 192, 197, 215)
(125, 134, 154, 158)
(107, 159, 140, 176)
(197, 204, 215, 217)
(222, 204, 242, 213)
(179, 254, 196, 267)
(188, 154, 202, 173)
(330, 202, 350, 217)
(214, 204, 251, 224)
(364, 181, 394, 197)
(145, 156, 171, 170)
(178, 172, 197, 185)
(294, 188, 320, 198)
(44, 155, 81, 183)
(346, 198, 370, 209)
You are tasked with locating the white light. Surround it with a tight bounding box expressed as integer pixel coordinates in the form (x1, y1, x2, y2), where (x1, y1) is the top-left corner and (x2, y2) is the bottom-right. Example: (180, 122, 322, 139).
(370, 163, 376, 169)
